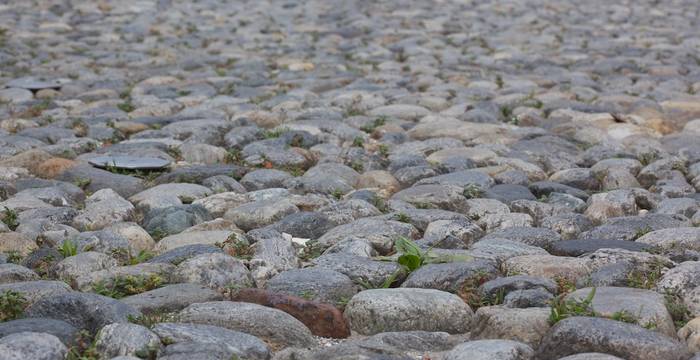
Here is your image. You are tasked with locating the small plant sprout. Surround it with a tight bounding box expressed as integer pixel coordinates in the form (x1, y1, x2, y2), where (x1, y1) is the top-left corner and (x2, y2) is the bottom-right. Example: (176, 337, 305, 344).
(58, 239, 79, 258)
(549, 287, 597, 325)
(1, 207, 18, 231)
(462, 184, 484, 199)
(0, 290, 27, 321)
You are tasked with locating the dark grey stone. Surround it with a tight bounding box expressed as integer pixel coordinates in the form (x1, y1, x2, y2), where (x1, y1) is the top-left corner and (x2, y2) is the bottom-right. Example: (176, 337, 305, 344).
(56, 164, 144, 198)
(313, 253, 407, 288)
(550, 239, 650, 257)
(88, 155, 170, 170)
(24, 292, 141, 332)
(266, 211, 334, 240)
(484, 184, 536, 204)
(152, 323, 270, 360)
(536, 317, 691, 360)
(121, 283, 223, 314)
(147, 244, 223, 265)
(401, 261, 499, 293)
(0, 318, 78, 345)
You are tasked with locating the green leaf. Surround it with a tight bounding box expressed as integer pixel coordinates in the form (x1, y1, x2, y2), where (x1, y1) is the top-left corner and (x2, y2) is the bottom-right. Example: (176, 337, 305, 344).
(395, 237, 422, 257)
(398, 254, 422, 272)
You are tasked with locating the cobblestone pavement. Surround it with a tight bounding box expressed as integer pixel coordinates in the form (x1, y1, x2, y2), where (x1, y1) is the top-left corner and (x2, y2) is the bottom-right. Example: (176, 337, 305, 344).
(1, 1, 700, 359)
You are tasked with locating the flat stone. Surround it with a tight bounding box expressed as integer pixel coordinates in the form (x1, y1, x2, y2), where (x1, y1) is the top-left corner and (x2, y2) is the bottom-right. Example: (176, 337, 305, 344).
(152, 322, 270, 360)
(154, 230, 232, 253)
(0, 263, 38, 284)
(122, 283, 223, 314)
(400, 260, 499, 293)
(478, 275, 558, 299)
(471, 306, 551, 347)
(51, 251, 118, 284)
(549, 239, 651, 257)
(482, 226, 562, 249)
(443, 339, 535, 360)
(73, 262, 175, 292)
(88, 155, 170, 170)
(177, 301, 316, 349)
(344, 288, 473, 335)
(504, 254, 592, 283)
(536, 317, 690, 360)
(316, 218, 420, 254)
(94, 323, 161, 359)
(24, 292, 141, 332)
(0, 332, 67, 360)
(558, 354, 625, 360)
(566, 287, 675, 337)
(5, 77, 66, 90)
(57, 164, 144, 199)
(0, 280, 71, 306)
(175, 252, 253, 290)
(275, 330, 462, 360)
(0, 318, 78, 345)
(147, 244, 223, 265)
(265, 268, 359, 305)
(313, 253, 407, 288)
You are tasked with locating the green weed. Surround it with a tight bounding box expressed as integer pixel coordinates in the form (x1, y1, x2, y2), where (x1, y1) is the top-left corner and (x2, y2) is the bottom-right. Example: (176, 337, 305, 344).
(0, 290, 27, 322)
(549, 287, 597, 325)
(1, 207, 18, 231)
(58, 239, 78, 258)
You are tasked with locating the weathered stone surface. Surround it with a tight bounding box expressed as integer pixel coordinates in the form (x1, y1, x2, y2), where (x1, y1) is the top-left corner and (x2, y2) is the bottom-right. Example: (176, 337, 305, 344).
(443, 339, 534, 360)
(177, 301, 315, 348)
(129, 183, 211, 212)
(24, 292, 141, 332)
(566, 287, 676, 337)
(265, 268, 359, 305)
(471, 306, 550, 346)
(247, 228, 299, 286)
(550, 239, 651, 257)
(0, 263, 38, 283)
(152, 322, 271, 360)
(0, 318, 78, 345)
(0, 280, 71, 306)
(400, 260, 498, 293)
(121, 283, 223, 314)
(224, 198, 299, 231)
(468, 239, 549, 263)
(482, 226, 562, 249)
(0, 332, 68, 360)
(154, 230, 232, 253)
(536, 317, 691, 360)
(504, 254, 592, 282)
(275, 330, 461, 360)
(147, 244, 223, 265)
(73, 189, 135, 230)
(316, 218, 419, 254)
(313, 253, 407, 288)
(344, 288, 473, 335)
(391, 184, 469, 213)
(57, 164, 144, 199)
(94, 323, 161, 358)
(175, 253, 253, 289)
(73, 262, 174, 292)
(678, 317, 700, 353)
(51, 251, 118, 284)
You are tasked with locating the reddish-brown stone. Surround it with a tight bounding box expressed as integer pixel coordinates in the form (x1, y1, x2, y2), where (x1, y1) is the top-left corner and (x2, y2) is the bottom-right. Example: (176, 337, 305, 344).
(230, 288, 350, 338)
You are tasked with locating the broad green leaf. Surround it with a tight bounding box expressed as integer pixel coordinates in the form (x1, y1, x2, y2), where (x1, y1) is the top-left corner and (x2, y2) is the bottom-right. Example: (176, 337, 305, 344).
(395, 237, 422, 257)
(398, 254, 422, 272)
